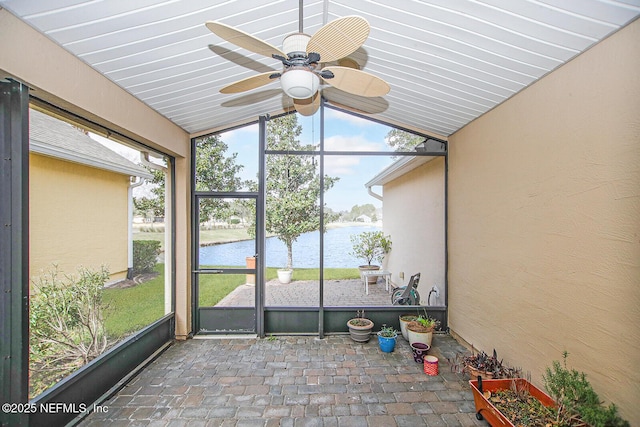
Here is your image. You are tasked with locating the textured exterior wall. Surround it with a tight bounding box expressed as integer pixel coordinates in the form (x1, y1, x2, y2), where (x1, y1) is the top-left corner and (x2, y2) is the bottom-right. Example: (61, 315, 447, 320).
(384, 157, 445, 306)
(448, 20, 640, 423)
(29, 153, 129, 282)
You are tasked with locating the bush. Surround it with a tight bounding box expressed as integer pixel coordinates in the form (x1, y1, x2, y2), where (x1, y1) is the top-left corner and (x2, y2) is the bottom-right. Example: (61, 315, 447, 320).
(29, 266, 111, 397)
(544, 352, 629, 427)
(133, 240, 161, 275)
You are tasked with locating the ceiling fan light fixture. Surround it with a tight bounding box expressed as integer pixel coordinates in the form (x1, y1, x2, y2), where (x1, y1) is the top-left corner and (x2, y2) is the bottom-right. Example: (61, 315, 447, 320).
(280, 69, 319, 99)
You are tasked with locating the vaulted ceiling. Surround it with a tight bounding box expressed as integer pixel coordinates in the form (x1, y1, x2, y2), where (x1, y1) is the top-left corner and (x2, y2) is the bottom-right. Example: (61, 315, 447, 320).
(1, 0, 638, 137)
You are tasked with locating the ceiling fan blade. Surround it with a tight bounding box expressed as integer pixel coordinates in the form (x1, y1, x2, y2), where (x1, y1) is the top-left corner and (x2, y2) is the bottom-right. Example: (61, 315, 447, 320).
(206, 21, 285, 58)
(306, 16, 370, 63)
(322, 66, 390, 97)
(293, 93, 320, 116)
(323, 87, 389, 115)
(220, 71, 278, 94)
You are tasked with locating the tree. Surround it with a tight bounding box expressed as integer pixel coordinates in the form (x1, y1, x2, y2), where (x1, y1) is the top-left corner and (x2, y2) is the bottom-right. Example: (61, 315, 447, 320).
(349, 203, 377, 221)
(134, 135, 250, 224)
(385, 128, 424, 152)
(133, 168, 165, 219)
(263, 114, 338, 269)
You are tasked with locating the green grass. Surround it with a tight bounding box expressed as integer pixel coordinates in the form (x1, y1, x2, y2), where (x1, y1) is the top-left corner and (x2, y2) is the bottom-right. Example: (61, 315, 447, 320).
(104, 265, 360, 337)
(103, 264, 165, 338)
(133, 227, 255, 249)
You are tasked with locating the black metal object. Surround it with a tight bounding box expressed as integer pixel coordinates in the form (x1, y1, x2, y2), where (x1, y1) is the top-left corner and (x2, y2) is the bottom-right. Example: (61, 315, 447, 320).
(191, 103, 449, 338)
(198, 308, 255, 334)
(0, 79, 30, 427)
(256, 115, 267, 337)
(261, 306, 448, 335)
(266, 308, 319, 334)
(29, 315, 173, 427)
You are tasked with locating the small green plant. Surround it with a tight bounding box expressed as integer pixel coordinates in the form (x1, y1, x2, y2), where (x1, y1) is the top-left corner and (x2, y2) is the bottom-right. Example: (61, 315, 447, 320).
(378, 325, 397, 338)
(349, 231, 392, 266)
(543, 352, 629, 427)
(133, 240, 161, 275)
(348, 310, 373, 327)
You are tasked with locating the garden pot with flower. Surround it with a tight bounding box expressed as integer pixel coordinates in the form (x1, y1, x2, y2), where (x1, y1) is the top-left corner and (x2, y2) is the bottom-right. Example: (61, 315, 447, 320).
(376, 325, 398, 353)
(347, 311, 374, 342)
(406, 315, 438, 347)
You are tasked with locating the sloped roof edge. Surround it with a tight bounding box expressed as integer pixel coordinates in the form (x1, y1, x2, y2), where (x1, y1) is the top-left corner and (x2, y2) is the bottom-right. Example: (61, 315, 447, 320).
(365, 155, 438, 188)
(29, 109, 153, 180)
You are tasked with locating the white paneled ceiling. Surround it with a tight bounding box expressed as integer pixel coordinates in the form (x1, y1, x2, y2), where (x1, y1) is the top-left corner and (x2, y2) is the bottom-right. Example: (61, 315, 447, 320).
(1, 0, 639, 136)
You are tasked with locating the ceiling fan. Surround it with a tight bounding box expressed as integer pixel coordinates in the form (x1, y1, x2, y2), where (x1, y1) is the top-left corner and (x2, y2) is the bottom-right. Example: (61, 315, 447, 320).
(205, 4, 390, 116)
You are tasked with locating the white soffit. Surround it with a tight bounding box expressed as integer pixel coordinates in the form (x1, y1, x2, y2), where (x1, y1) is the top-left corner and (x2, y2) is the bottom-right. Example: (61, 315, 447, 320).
(1, 0, 638, 136)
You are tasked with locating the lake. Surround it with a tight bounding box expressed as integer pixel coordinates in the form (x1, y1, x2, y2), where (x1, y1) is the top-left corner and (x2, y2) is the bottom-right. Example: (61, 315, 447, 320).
(198, 225, 382, 268)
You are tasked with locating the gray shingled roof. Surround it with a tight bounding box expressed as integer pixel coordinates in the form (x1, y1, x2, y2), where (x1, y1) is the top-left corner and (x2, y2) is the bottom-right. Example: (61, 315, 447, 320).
(29, 109, 152, 179)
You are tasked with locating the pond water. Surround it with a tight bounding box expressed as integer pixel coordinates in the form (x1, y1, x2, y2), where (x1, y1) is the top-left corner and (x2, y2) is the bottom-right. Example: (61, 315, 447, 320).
(198, 225, 381, 268)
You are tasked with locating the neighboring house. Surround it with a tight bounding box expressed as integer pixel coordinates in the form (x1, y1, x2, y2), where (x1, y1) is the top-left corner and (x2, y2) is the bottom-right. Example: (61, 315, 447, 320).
(366, 156, 445, 305)
(354, 214, 371, 223)
(29, 109, 152, 284)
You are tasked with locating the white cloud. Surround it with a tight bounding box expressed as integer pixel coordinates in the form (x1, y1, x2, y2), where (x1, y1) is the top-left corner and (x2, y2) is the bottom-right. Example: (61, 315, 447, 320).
(324, 108, 371, 127)
(324, 134, 382, 151)
(325, 155, 360, 175)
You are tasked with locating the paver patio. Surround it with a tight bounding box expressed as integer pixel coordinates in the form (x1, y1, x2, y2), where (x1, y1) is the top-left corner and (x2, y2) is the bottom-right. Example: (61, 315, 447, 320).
(80, 334, 486, 426)
(217, 279, 396, 307)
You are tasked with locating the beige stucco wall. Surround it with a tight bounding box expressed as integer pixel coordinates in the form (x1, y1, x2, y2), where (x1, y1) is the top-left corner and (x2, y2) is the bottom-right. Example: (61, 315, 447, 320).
(0, 9, 192, 338)
(448, 20, 640, 423)
(384, 157, 445, 305)
(29, 153, 130, 282)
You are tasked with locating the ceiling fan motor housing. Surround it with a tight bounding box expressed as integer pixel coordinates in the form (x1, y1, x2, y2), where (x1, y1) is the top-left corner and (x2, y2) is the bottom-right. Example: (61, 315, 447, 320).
(282, 33, 311, 58)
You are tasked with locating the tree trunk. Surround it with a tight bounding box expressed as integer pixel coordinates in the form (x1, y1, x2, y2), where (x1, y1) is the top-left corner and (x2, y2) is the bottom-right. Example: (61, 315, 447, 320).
(286, 242, 293, 269)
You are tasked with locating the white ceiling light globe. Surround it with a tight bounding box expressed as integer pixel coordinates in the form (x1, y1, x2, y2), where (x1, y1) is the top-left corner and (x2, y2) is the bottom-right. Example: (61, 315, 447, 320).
(281, 69, 319, 99)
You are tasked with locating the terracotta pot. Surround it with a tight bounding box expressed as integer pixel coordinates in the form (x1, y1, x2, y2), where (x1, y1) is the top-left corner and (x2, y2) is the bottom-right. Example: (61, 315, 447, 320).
(466, 365, 495, 380)
(469, 378, 556, 425)
(358, 265, 380, 285)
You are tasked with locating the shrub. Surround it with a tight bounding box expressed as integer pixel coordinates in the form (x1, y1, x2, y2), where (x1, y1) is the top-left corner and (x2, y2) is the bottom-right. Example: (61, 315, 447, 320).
(29, 266, 111, 397)
(133, 240, 161, 275)
(543, 352, 629, 427)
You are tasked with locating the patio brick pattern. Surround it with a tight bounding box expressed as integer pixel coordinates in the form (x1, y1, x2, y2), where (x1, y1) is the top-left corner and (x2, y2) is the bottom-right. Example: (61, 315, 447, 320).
(81, 334, 487, 426)
(216, 279, 395, 307)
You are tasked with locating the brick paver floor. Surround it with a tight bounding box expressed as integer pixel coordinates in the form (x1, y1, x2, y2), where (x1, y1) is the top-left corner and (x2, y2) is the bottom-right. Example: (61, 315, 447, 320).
(81, 334, 487, 426)
(217, 279, 393, 307)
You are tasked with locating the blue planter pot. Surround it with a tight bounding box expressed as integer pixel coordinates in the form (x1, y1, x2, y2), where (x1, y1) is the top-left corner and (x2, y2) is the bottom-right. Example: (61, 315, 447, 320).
(377, 333, 397, 353)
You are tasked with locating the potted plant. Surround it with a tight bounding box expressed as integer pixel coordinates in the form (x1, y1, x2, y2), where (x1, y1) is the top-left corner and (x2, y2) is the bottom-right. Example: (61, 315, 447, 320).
(463, 348, 518, 380)
(276, 267, 293, 284)
(349, 231, 392, 285)
(347, 310, 374, 342)
(376, 325, 398, 353)
(406, 315, 439, 347)
(469, 377, 557, 425)
(469, 353, 630, 426)
(399, 314, 419, 340)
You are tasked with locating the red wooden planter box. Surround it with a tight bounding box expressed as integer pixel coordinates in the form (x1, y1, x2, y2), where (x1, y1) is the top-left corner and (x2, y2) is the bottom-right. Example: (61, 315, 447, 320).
(469, 378, 557, 426)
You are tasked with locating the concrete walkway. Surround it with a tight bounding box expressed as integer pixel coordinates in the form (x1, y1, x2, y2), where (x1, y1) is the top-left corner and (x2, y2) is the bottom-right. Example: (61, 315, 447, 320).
(81, 334, 486, 426)
(217, 279, 395, 307)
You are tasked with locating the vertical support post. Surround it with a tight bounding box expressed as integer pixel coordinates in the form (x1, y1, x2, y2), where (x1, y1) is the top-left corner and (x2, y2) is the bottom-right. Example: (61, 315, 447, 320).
(444, 148, 449, 321)
(256, 115, 267, 337)
(0, 80, 30, 426)
(318, 99, 325, 338)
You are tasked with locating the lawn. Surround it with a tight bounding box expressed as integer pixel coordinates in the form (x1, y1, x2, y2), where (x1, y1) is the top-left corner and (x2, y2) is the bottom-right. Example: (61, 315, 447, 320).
(133, 227, 256, 250)
(104, 264, 360, 338)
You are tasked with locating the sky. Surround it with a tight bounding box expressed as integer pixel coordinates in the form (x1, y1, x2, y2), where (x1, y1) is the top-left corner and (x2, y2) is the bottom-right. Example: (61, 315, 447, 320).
(92, 108, 400, 212)
(221, 108, 398, 212)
